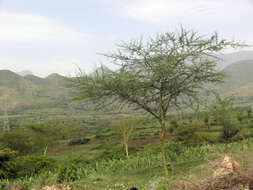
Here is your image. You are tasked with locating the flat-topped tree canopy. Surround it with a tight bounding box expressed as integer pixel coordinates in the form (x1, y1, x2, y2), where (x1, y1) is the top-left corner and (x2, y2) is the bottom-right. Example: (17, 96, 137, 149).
(69, 27, 244, 176)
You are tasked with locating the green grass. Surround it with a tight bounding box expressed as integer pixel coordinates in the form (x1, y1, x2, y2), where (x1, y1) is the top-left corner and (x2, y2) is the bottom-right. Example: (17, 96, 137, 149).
(2, 138, 253, 190)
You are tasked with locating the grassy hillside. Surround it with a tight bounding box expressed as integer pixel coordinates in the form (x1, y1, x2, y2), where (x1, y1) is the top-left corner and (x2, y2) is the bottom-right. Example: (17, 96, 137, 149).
(217, 50, 253, 69)
(229, 81, 253, 97)
(2, 57, 253, 122)
(0, 70, 71, 112)
(215, 60, 253, 94)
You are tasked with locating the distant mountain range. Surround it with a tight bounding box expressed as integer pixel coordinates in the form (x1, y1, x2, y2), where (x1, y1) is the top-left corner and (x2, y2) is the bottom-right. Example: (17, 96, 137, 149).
(1, 50, 253, 112)
(17, 70, 34, 76)
(218, 50, 253, 69)
(0, 70, 72, 112)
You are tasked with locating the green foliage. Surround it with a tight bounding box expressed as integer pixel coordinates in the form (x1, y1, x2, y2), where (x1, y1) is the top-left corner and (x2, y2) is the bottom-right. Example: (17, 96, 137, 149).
(233, 128, 253, 140)
(0, 129, 41, 155)
(197, 132, 221, 144)
(0, 149, 18, 179)
(69, 27, 241, 176)
(173, 124, 201, 145)
(237, 111, 245, 122)
(0, 121, 64, 155)
(0, 151, 56, 179)
(2, 138, 253, 189)
(12, 155, 57, 178)
(168, 120, 179, 133)
(209, 95, 240, 141)
(0, 180, 8, 190)
(112, 117, 143, 157)
(217, 60, 253, 94)
(68, 137, 90, 146)
(247, 107, 252, 118)
(95, 134, 105, 139)
(98, 147, 126, 160)
(167, 141, 185, 161)
(57, 163, 79, 183)
(156, 183, 168, 190)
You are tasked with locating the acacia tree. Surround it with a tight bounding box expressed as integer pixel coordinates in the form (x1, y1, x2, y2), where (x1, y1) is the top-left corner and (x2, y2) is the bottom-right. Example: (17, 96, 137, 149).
(208, 95, 239, 141)
(112, 117, 143, 158)
(70, 28, 242, 175)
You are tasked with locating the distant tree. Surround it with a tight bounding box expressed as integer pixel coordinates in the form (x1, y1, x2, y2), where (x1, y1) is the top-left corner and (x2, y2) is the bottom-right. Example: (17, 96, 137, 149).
(247, 107, 252, 118)
(0, 129, 41, 155)
(237, 111, 244, 123)
(112, 117, 143, 158)
(209, 95, 239, 141)
(69, 27, 242, 175)
(204, 115, 210, 130)
(24, 121, 64, 155)
(0, 121, 64, 155)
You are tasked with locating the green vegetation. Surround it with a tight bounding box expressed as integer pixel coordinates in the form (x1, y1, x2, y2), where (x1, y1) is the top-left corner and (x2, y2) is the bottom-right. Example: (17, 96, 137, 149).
(1, 104, 253, 189)
(218, 59, 253, 94)
(1, 29, 253, 189)
(208, 95, 240, 141)
(69, 28, 241, 176)
(112, 117, 144, 158)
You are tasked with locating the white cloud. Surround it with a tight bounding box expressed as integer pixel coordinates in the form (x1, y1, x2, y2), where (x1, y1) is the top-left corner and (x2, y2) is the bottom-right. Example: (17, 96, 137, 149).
(0, 33, 119, 77)
(0, 12, 90, 44)
(0, 58, 79, 77)
(120, 0, 253, 23)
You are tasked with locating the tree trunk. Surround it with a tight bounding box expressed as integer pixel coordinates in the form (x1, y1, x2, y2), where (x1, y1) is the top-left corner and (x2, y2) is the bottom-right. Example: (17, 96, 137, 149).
(159, 121, 169, 176)
(44, 145, 48, 156)
(125, 142, 129, 158)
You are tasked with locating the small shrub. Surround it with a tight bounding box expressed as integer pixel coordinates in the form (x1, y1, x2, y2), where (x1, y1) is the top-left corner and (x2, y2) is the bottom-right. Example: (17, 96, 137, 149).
(167, 141, 184, 155)
(57, 164, 79, 182)
(68, 138, 90, 146)
(156, 183, 168, 190)
(233, 128, 253, 140)
(95, 134, 105, 139)
(13, 155, 57, 178)
(1, 152, 56, 179)
(220, 118, 240, 142)
(169, 120, 179, 133)
(173, 124, 202, 146)
(197, 132, 220, 144)
(0, 130, 36, 155)
(167, 141, 184, 161)
(97, 147, 125, 160)
(0, 149, 18, 179)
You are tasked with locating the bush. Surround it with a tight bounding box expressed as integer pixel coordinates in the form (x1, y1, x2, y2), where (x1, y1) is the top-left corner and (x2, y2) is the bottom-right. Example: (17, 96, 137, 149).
(208, 96, 240, 141)
(95, 134, 105, 139)
(167, 141, 185, 161)
(0, 130, 37, 155)
(57, 163, 79, 182)
(233, 128, 253, 140)
(169, 120, 179, 133)
(12, 155, 57, 178)
(220, 118, 240, 142)
(197, 132, 220, 144)
(97, 147, 125, 160)
(0, 149, 18, 179)
(173, 124, 202, 145)
(68, 138, 90, 146)
(1, 151, 56, 179)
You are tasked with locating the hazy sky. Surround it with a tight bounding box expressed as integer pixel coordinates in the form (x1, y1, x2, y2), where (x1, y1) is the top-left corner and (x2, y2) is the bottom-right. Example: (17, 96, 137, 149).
(0, 0, 252, 77)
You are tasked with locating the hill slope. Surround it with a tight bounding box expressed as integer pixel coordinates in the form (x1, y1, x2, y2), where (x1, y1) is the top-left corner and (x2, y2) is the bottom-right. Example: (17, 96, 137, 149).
(215, 60, 253, 94)
(0, 70, 71, 112)
(218, 50, 253, 69)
